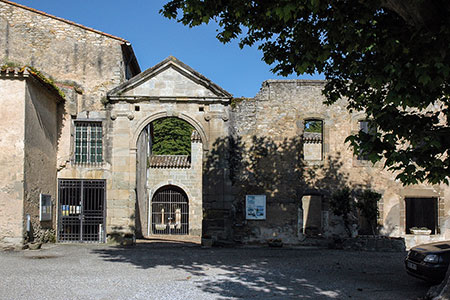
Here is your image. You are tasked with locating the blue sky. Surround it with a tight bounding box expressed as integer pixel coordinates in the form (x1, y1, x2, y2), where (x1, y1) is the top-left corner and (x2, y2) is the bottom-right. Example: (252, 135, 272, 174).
(12, 0, 323, 97)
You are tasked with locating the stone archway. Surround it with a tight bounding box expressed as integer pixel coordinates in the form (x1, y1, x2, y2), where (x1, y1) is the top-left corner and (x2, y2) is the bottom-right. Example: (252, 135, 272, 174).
(106, 56, 232, 240)
(131, 111, 208, 151)
(134, 114, 205, 238)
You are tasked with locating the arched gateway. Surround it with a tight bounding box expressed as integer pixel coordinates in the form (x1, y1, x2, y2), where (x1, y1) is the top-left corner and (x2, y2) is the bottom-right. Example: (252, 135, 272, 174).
(151, 185, 189, 235)
(105, 56, 232, 240)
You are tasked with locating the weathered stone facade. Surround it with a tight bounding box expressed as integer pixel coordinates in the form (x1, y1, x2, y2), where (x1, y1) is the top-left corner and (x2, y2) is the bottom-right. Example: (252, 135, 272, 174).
(0, 0, 139, 245)
(0, 1, 448, 249)
(230, 80, 450, 248)
(0, 68, 63, 246)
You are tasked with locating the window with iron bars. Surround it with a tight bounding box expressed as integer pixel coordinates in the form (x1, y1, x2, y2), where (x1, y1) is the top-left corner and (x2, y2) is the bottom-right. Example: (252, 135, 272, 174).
(74, 121, 102, 164)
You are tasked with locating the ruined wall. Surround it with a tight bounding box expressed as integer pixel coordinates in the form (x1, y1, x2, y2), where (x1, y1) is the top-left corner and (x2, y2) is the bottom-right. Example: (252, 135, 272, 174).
(231, 80, 450, 247)
(0, 77, 25, 246)
(23, 77, 62, 243)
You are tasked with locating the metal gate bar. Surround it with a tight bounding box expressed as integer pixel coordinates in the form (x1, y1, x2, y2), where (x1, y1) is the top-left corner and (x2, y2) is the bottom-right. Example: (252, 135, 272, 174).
(151, 186, 189, 235)
(58, 179, 106, 242)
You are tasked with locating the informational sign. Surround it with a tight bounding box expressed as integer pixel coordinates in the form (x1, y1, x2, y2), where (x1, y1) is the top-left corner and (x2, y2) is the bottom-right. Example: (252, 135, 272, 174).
(39, 194, 52, 221)
(246, 195, 266, 220)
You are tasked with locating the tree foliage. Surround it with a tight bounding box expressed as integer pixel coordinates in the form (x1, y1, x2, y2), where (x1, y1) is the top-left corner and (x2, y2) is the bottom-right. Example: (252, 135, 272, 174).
(151, 118, 194, 155)
(304, 120, 323, 133)
(356, 190, 381, 236)
(161, 0, 450, 185)
(330, 187, 356, 237)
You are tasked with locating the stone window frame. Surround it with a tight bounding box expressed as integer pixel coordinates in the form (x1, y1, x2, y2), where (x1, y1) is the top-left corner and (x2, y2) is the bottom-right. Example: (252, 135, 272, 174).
(351, 114, 377, 167)
(71, 118, 104, 165)
(299, 114, 329, 166)
(399, 188, 445, 235)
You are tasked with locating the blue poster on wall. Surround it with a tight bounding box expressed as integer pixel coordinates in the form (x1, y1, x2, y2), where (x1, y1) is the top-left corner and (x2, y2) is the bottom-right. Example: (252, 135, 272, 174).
(246, 195, 266, 220)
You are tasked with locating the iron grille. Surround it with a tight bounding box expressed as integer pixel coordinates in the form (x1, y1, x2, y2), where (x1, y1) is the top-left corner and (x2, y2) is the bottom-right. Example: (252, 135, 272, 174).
(74, 121, 103, 164)
(151, 186, 189, 235)
(58, 179, 106, 242)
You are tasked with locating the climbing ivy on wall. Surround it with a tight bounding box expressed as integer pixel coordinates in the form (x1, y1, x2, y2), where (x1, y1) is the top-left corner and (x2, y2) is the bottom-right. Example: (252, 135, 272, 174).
(151, 117, 194, 155)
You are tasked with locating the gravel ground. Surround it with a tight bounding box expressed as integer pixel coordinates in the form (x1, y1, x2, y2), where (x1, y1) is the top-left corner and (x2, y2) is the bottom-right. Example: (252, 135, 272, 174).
(0, 241, 431, 300)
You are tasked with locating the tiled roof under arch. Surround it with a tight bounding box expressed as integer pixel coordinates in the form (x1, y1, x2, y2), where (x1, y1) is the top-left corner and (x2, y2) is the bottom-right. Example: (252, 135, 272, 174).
(148, 155, 191, 169)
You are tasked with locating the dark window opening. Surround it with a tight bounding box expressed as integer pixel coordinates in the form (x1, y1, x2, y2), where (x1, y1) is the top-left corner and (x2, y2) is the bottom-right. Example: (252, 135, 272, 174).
(357, 120, 376, 161)
(405, 197, 438, 234)
(135, 105, 140, 111)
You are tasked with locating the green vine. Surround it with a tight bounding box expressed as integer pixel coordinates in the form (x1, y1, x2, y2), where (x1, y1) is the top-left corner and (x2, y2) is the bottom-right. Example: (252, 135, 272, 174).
(27, 66, 66, 99)
(1, 62, 66, 99)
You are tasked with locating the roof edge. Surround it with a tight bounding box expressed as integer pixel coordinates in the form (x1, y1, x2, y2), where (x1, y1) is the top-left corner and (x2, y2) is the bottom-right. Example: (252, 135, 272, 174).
(0, 0, 129, 43)
(108, 56, 233, 98)
(0, 66, 66, 102)
(264, 79, 326, 85)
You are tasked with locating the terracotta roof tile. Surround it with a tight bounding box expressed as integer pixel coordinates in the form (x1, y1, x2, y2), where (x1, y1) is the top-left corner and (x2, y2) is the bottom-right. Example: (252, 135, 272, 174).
(191, 130, 201, 143)
(149, 155, 191, 168)
(303, 132, 322, 143)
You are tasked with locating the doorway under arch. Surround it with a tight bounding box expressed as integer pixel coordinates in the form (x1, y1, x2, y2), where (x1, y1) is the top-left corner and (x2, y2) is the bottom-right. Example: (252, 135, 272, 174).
(150, 185, 189, 235)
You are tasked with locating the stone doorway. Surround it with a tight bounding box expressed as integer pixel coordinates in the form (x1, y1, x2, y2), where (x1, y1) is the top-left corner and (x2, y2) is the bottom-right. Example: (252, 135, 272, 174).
(150, 185, 189, 235)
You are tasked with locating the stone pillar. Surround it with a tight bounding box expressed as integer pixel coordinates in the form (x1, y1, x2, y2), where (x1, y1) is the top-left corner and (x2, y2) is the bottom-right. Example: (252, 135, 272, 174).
(108, 108, 135, 236)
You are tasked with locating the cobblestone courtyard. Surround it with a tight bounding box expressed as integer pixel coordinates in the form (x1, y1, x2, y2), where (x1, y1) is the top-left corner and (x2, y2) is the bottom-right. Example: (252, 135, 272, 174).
(0, 241, 430, 300)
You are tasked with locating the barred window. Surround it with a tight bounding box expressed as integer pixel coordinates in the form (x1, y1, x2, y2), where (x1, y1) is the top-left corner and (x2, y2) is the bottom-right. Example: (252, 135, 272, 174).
(74, 121, 102, 164)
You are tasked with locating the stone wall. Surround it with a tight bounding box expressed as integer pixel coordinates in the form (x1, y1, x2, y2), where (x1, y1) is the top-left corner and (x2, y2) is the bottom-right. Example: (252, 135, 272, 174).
(0, 0, 138, 178)
(0, 76, 25, 246)
(23, 76, 62, 243)
(230, 80, 450, 246)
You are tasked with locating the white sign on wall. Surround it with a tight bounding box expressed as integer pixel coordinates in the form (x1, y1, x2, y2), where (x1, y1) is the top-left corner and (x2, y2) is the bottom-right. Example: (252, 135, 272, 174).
(246, 195, 266, 220)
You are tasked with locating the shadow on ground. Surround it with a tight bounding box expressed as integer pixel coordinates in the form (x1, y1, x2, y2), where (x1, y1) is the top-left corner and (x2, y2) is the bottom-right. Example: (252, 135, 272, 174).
(91, 241, 430, 300)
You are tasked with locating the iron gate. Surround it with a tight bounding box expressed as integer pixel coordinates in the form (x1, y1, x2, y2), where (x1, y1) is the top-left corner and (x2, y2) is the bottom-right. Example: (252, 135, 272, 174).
(151, 185, 189, 235)
(58, 179, 106, 242)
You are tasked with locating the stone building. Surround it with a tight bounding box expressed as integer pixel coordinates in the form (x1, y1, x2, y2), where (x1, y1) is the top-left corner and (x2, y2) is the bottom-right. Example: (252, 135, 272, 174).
(0, 0, 140, 245)
(0, 67, 64, 245)
(0, 0, 448, 249)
